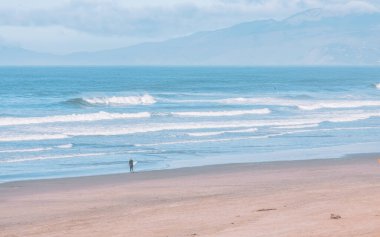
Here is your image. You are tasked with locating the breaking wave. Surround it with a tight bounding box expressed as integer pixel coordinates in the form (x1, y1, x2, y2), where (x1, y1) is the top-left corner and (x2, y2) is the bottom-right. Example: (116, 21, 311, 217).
(171, 109, 270, 117)
(188, 128, 258, 137)
(68, 94, 156, 106)
(297, 101, 380, 110)
(2, 111, 380, 142)
(0, 111, 150, 126)
(45, 111, 380, 137)
(274, 124, 319, 129)
(0, 134, 69, 142)
(136, 126, 379, 147)
(135, 130, 309, 147)
(0, 147, 52, 153)
(376, 83, 380, 89)
(0, 144, 72, 153)
(219, 97, 380, 110)
(0, 153, 106, 163)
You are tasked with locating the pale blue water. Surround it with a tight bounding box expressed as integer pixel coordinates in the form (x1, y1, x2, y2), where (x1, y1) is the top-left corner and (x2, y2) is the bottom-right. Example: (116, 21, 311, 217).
(1, 67, 380, 182)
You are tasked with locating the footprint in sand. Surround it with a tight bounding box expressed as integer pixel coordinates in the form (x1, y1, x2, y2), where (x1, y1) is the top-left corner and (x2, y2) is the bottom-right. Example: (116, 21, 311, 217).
(330, 214, 342, 219)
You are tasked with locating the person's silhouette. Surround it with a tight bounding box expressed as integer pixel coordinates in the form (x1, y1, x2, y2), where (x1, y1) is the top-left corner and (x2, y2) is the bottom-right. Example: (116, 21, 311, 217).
(129, 159, 134, 172)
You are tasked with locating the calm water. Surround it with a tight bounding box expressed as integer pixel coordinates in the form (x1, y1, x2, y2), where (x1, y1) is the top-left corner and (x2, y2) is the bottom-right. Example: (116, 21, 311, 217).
(1, 67, 380, 182)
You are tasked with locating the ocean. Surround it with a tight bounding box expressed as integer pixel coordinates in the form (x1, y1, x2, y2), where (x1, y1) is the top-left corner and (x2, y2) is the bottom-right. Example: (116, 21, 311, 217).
(1, 66, 380, 182)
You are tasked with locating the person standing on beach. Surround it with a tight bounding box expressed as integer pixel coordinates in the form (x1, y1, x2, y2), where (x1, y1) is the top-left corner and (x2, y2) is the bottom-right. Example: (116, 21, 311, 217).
(129, 159, 134, 173)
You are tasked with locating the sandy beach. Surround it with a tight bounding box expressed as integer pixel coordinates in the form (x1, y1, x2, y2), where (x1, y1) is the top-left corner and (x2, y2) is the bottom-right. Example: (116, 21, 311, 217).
(1, 154, 380, 237)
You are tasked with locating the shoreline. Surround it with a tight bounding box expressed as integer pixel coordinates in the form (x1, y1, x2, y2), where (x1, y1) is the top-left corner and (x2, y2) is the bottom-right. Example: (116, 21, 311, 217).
(1, 151, 380, 187)
(1, 153, 380, 236)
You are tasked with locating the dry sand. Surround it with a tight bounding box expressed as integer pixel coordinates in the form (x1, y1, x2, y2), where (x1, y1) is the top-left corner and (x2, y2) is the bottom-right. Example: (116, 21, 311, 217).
(1, 154, 380, 237)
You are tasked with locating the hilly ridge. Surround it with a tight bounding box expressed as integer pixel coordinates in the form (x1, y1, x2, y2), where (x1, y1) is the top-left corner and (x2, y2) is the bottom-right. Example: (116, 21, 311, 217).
(1, 9, 380, 65)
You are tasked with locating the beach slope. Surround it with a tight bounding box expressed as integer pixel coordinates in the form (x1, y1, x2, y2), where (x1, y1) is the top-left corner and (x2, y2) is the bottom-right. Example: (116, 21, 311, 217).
(1, 155, 380, 237)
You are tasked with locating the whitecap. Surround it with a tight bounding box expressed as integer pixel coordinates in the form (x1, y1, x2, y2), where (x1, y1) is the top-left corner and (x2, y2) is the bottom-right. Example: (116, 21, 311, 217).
(0, 134, 69, 142)
(135, 131, 298, 147)
(55, 144, 73, 149)
(77, 94, 156, 106)
(0, 144, 73, 153)
(0, 147, 52, 153)
(0, 111, 150, 126)
(297, 101, 380, 110)
(274, 124, 319, 129)
(0, 153, 106, 163)
(2, 111, 380, 142)
(33, 111, 380, 138)
(219, 97, 380, 110)
(188, 128, 258, 137)
(136, 126, 380, 147)
(171, 109, 270, 117)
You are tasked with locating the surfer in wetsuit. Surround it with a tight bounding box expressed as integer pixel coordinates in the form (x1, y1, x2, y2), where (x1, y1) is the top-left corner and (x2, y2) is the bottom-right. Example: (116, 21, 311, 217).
(129, 159, 134, 172)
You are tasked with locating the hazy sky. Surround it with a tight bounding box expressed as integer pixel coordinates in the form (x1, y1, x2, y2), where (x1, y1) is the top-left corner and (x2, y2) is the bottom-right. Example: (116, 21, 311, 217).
(0, 0, 378, 54)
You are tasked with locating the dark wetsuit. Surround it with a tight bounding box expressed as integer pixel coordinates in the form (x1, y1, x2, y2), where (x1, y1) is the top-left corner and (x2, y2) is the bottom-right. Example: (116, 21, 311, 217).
(129, 159, 134, 172)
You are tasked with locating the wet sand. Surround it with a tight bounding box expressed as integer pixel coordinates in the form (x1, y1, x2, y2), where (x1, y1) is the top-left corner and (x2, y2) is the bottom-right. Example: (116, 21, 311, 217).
(1, 154, 380, 237)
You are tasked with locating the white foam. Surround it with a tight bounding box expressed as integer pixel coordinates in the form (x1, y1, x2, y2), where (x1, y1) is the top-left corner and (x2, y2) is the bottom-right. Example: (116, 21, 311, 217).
(57, 121, 282, 137)
(220, 97, 294, 106)
(0, 144, 73, 153)
(137, 126, 380, 147)
(219, 97, 380, 110)
(135, 136, 267, 147)
(297, 101, 380, 110)
(136, 131, 301, 147)
(55, 144, 73, 149)
(82, 94, 156, 106)
(34, 111, 379, 138)
(0, 111, 150, 126)
(0, 147, 52, 153)
(188, 128, 258, 137)
(2, 111, 380, 142)
(0, 153, 106, 163)
(172, 109, 270, 117)
(0, 134, 69, 142)
(312, 126, 380, 132)
(376, 83, 380, 89)
(274, 124, 319, 129)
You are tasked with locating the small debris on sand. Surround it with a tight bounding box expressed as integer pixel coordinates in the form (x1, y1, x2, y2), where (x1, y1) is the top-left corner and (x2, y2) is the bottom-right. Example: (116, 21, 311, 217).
(257, 208, 277, 212)
(330, 214, 342, 219)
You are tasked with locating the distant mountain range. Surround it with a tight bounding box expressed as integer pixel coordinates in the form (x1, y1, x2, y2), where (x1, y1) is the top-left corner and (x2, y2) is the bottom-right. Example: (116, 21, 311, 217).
(2, 8, 380, 65)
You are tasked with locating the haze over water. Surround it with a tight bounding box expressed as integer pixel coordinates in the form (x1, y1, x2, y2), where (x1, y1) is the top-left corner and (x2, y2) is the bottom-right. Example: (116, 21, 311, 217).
(1, 66, 380, 182)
